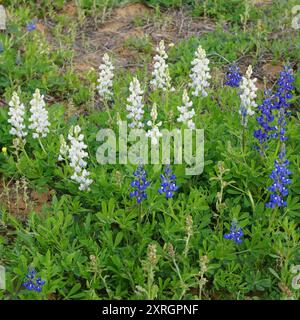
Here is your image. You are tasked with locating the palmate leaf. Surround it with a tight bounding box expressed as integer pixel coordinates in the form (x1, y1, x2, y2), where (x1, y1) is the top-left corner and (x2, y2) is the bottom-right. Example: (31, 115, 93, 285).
(286, 196, 300, 218)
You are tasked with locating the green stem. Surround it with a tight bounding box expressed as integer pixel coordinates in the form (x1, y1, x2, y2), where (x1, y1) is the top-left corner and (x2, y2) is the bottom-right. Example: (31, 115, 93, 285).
(147, 265, 153, 300)
(199, 273, 204, 300)
(38, 138, 46, 154)
(21, 146, 30, 162)
(172, 257, 186, 299)
(167, 199, 178, 222)
(242, 126, 246, 154)
(183, 234, 191, 258)
(138, 202, 143, 223)
(208, 52, 231, 64)
(103, 99, 113, 122)
(233, 249, 251, 255)
(99, 272, 112, 299)
(268, 207, 278, 231)
(165, 91, 169, 116)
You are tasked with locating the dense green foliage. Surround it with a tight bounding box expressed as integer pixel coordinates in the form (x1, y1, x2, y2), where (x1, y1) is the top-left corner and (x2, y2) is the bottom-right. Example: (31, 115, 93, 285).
(0, 0, 299, 300)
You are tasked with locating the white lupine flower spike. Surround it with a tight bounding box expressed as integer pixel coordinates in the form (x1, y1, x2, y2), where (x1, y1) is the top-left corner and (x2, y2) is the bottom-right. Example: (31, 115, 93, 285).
(29, 89, 50, 139)
(67, 125, 93, 191)
(150, 40, 174, 92)
(177, 89, 195, 129)
(97, 53, 114, 100)
(8, 92, 27, 142)
(126, 77, 145, 129)
(189, 45, 211, 97)
(239, 65, 258, 126)
(146, 103, 163, 145)
(58, 134, 69, 161)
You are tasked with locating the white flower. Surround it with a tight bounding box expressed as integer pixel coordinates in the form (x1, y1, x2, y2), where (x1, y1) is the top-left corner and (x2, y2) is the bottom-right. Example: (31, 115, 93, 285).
(97, 53, 114, 100)
(150, 40, 173, 91)
(126, 77, 145, 129)
(189, 45, 211, 97)
(67, 125, 93, 191)
(239, 65, 258, 117)
(177, 89, 195, 129)
(150, 102, 158, 121)
(146, 103, 162, 145)
(28, 88, 50, 139)
(116, 112, 123, 126)
(8, 92, 27, 140)
(58, 134, 69, 161)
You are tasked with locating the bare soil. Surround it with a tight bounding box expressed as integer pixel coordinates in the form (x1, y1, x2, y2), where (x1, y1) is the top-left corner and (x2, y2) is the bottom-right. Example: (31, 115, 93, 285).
(0, 177, 53, 219)
(72, 3, 216, 71)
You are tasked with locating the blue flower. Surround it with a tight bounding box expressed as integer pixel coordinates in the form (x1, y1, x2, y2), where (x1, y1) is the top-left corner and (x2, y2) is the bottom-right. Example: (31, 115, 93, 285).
(224, 222, 243, 244)
(22, 268, 45, 293)
(273, 66, 295, 111)
(130, 164, 150, 203)
(254, 66, 294, 153)
(26, 267, 36, 279)
(254, 90, 276, 153)
(225, 64, 242, 88)
(26, 22, 37, 32)
(272, 66, 295, 141)
(266, 144, 291, 209)
(239, 104, 248, 127)
(275, 108, 288, 142)
(158, 165, 178, 199)
(35, 277, 46, 292)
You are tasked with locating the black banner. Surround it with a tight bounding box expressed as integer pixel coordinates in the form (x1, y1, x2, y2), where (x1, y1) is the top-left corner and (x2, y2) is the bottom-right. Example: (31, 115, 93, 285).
(0, 300, 295, 319)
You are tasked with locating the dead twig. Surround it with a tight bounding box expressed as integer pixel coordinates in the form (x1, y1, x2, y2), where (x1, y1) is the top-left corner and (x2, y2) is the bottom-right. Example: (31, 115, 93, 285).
(0, 98, 9, 107)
